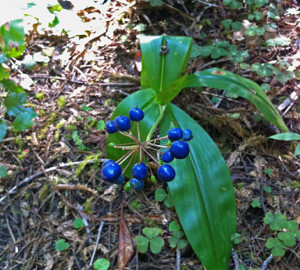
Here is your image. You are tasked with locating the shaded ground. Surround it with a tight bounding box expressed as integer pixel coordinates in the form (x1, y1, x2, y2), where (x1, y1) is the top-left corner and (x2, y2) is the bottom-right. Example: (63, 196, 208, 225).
(0, 1, 299, 269)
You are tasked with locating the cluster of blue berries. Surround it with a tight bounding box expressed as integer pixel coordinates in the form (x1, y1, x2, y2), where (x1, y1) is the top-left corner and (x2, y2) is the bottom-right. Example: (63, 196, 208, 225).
(102, 107, 193, 190)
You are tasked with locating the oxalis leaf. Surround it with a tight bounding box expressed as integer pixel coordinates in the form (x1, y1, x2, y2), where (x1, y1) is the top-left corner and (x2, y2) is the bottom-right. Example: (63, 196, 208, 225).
(160, 104, 236, 270)
(184, 68, 288, 132)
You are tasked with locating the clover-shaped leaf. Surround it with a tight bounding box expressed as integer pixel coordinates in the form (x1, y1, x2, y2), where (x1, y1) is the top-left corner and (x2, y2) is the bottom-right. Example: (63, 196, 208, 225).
(93, 258, 110, 270)
(169, 221, 181, 232)
(55, 239, 69, 252)
(278, 232, 296, 247)
(283, 220, 298, 232)
(155, 188, 167, 202)
(143, 227, 161, 238)
(264, 212, 287, 231)
(135, 235, 149, 253)
(150, 237, 165, 254)
(0, 166, 7, 177)
(74, 218, 84, 229)
(265, 237, 286, 257)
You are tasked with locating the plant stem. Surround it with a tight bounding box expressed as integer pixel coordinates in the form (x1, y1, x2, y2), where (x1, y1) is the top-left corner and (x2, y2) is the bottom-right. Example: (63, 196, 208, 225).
(146, 142, 168, 149)
(147, 135, 168, 143)
(146, 104, 166, 142)
(116, 149, 135, 164)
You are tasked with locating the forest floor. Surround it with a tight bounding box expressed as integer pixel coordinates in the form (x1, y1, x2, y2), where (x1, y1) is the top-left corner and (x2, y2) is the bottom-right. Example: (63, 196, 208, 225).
(0, 1, 299, 269)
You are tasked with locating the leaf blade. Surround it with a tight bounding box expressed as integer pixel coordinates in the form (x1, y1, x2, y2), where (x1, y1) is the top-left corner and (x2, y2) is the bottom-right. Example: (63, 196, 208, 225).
(160, 104, 236, 270)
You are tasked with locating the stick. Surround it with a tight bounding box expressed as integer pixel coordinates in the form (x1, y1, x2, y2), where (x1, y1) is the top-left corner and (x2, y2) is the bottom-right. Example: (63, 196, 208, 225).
(260, 254, 273, 270)
(89, 221, 105, 266)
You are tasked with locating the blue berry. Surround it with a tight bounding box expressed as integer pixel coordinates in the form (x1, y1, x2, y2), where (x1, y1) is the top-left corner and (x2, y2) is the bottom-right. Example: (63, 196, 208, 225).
(157, 164, 176, 182)
(183, 129, 193, 141)
(161, 149, 174, 163)
(114, 116, 131, 131)
(130, 178, 144, 190)
(168, 128, 183, 141)
(114, 174, 124, 185)
(101, 162, 122, 183)
(170, 141, 190, 159)
(102, 159, 114, 168)
(132, 162, 148, 180)
(129, 107, 144, 121)
(105, 121, 118, 134)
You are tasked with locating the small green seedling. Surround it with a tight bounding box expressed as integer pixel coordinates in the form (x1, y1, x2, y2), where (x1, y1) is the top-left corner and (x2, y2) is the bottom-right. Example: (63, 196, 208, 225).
(82, 105, 93, 111)
(93, 258, 110, 270)
(96, 120, 106, 130)
(251, 199, 261, 208)
(55, 239, 69, 252)
(155, 188, 174, 208)
(130, 200, 142, 211)
(264, 186, 272, 194)
(231, 232, 243, 244)
(135, 227, 165, 254)
(168, 221, 188, 249)
(74, 218, 84, 229)
(264, 212, 300, 257)
(72, 130, 89, 151)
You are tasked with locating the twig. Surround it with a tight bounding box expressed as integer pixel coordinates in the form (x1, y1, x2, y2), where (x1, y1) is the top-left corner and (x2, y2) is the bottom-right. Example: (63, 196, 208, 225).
(90, 221, 105, 266)
(232, 249, 240, 270)
(260, 254, 273, 270)
(193, 0, 219, 7)
(0, 158, 106, 204)
(5, 215, 18, 253)
(176, 248, 181, 270)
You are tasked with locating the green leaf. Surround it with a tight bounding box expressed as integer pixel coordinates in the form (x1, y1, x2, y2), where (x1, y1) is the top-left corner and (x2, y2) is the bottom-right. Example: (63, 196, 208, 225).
(155, 188, 167, 202)
(156, 74, 188, 105)
(0, 166, 7, 177)
(0, 120, 7, 142)
(13, 109, 37, 131)
(82, 105, 93, 111)
(164, 195, 174, 208)
(211, 47, 228, 59)
(294, 144, 300, 156)
(106, 89, 159, 178)
(221, 19, 232, 31)
(140, 35, 192, 92)
(177, 239, 188, 249)
(169, 236, 179, 248)
(160, 104, 236, 270)
(96, 120, 105, 130)
(135, 235, 149, 253)
(284, 220, 298, 232)
(278, 232, 296, 247)
(1, 79, 25, 93)
(0, 19, 26, 58)
(55, 239, 69, 252)
(5, 92, 28, 117)
(223, 0, 233, 6)
(264, 212, 287, 231)
(251, 199, 261, 208)
(149, 237, 165, 254)
(266, 238, 286, 257)
(232, 22, 243, 31)
(255, 0, 268, 7)
(169, 221, 181, 232)
(230, 1, 242, 9)
(93, 258, 110, 270)
(256, 27, 265, 36)
(0, 65, 9, 80)
(184, 68, 288, 132)
(173, 231, 184, 239)
(74, 218, 84, 229)
(146, 0, 163, 6)
(269, 132, 300, 141)
(143, 227, 161, 238)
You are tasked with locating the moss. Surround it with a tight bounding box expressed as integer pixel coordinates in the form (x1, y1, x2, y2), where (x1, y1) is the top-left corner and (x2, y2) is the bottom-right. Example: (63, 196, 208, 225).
(58, 96, 67, 109)
(35, 92, 44, 101)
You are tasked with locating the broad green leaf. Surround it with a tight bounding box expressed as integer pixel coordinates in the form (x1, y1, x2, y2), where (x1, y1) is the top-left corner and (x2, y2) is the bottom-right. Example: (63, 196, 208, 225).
(1, 79, 25, 93)
(160, 104, 236, 270)
(140, 35, 192, 91)
(255, 0, 268, 7)
(0, 19, 26, 58)
(232, 22, 243, 31)
(221, 19, 233, 31)
(135, 235, 149, 253)
(184, 68, 288, 132)
(106, 89, 160, 178)
(269, 132, 300, 141)
(149, 237, 164, 254)
(0, 120, 7, 142)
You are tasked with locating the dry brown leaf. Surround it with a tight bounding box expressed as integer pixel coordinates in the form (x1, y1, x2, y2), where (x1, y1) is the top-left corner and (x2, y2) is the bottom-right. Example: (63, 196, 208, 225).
(118, 202, 135, 270)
